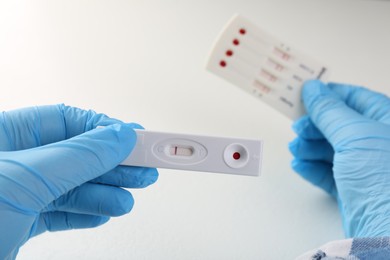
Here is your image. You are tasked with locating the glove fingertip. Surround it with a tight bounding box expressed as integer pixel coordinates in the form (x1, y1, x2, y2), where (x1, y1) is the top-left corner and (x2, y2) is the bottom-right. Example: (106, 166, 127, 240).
(302, 79, 325, 93)
(291, 159, 302, 173)
(104, 188, 134, 217)
(302, 80, 331, 109)
(105, 123, 137, 159)
(95, 216, 110, 226)
(292, 119, 302, 135)
(113, 192, 135, 216)
(126, 122, 145, 130)
(140, 168, 159, 188)
(288, 139, 299, 155)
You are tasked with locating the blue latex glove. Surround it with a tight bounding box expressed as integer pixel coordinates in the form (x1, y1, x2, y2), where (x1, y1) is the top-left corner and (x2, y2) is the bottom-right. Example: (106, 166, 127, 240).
(289, 80, 390, 238)
(0, 104, 158, 259)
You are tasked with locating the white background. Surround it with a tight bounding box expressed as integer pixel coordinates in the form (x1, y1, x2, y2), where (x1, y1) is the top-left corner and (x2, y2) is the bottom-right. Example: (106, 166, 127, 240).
(1, 0, 390, 259)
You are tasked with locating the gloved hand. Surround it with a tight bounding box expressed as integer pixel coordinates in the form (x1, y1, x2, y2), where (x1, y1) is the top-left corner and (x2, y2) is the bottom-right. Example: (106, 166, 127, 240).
(289, 80, 390, 238)
(0, 104, 158, 259)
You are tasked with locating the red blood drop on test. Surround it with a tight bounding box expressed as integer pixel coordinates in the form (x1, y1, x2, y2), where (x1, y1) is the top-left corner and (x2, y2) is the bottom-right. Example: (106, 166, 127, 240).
(233, 39, 240, 45)
(233, 152, 241, 160)
(226, 50, 233, 56)
(239, 28, 246, 35)
(220, 60, 227, 67)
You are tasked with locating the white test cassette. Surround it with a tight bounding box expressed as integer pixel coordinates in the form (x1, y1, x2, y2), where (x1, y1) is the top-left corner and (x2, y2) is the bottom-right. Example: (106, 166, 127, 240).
(121, 129, 263, 176)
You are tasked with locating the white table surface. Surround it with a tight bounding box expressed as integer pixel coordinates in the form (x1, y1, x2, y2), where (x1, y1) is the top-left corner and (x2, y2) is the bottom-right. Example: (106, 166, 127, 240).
(1, 0, 390, 259)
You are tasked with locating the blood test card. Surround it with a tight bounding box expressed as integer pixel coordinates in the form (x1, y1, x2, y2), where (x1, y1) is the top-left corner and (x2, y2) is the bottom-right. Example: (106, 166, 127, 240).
(206, 14, 329, 120)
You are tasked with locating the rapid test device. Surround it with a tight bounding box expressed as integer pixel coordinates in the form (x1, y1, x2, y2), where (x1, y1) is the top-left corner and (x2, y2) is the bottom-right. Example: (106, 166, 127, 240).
(206, 14, 329, 120)
(121, 129, 263, 177)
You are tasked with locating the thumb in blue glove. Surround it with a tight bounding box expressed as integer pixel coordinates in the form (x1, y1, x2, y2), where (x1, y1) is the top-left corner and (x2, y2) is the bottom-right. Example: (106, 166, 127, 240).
(0, 104, 158, 259)
(289, 80, 390, 238)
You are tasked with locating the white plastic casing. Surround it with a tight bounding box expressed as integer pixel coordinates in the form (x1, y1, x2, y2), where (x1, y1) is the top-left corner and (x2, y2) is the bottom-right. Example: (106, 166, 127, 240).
(121, 129, 263, 176)
(206, 14, 329, 120)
